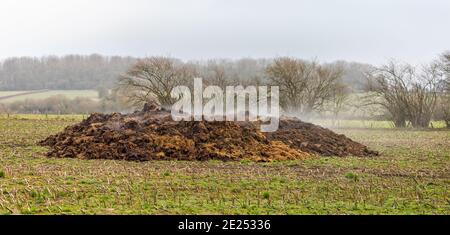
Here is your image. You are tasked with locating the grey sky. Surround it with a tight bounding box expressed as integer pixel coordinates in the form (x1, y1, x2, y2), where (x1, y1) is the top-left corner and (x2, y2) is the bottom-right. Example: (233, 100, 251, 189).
(0, 0, 449, 64)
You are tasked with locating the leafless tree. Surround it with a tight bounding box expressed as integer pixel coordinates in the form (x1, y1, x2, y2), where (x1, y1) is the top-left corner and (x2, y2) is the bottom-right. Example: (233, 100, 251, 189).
(438, 51, 450, 90)
(303, 63, 345, 113)
(407, 63, 441, 127)
(266, 57, 344, 114)
(434, 51, 450, 127)
(327, 80, 350, 125)
(364, 61, 441, 128)
(118, 57, 197, 107)
(435, 96, 450, 128)
(202, 60, 235, 88)
(266, 57, 313, 112)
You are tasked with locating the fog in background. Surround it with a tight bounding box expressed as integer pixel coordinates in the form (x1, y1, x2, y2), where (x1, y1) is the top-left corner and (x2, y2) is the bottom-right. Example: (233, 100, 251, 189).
(1, 0, 449, 65)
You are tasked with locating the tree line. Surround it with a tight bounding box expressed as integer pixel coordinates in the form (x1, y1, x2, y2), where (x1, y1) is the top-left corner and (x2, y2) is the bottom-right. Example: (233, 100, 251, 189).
(0, 54, 136, 90)
(0, 55, 368, 91)
(1, 53, 448, 128)
(118, 53, 450, 128)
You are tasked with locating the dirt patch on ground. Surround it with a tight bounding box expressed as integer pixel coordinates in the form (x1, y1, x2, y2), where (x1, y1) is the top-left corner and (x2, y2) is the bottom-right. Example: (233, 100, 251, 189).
(39, 108, 377, 162)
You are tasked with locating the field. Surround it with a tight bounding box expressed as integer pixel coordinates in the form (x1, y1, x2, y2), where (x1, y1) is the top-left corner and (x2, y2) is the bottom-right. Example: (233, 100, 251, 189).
(0, 115, 448, 214)
(314, 119, 447, 129)
(0, 90, 98, 102)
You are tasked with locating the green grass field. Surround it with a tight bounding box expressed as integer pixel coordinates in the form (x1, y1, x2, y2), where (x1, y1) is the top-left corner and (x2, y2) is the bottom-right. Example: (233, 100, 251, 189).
(0, 115, 448, 214)
(0, 90, 98, 103)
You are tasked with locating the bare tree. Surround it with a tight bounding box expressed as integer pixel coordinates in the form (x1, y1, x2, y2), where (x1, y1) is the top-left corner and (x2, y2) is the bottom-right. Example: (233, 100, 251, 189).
(266, 57, 344, 114)
(434, 51, 450, 127)
(303, 63, 345, 113)
(435, 96, 450, 128)
(118, 57, 196, 107)
(202, 60, 236, 88)
(438, 51, 450, 90)
(364, 61, 441, 128)
(407, 63, 441, 127)
(327, 80, 350, 126)
(266, 57, 313, 112)
(439, 51, 450, 74)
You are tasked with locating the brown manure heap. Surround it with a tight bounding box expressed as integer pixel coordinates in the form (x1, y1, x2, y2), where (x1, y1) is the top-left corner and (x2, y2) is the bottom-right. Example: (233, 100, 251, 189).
(39, 107, 377, 162)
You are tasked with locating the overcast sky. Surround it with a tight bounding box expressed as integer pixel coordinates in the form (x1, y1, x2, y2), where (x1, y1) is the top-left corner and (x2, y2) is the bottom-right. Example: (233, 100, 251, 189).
(0, 0, 449, 64)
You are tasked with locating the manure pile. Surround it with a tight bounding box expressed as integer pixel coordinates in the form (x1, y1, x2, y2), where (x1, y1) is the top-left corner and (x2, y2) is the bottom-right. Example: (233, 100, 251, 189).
(39, 107, 377, 162)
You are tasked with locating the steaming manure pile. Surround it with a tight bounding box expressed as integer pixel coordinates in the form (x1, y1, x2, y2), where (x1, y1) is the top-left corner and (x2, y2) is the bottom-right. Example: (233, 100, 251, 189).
(39, 108, 377, 162)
